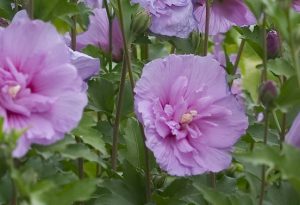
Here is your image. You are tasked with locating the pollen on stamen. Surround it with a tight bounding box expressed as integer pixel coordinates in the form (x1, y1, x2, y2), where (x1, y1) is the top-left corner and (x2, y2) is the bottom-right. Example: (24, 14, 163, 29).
(8, 84, 21, 98)
(180, 110, 198, 124)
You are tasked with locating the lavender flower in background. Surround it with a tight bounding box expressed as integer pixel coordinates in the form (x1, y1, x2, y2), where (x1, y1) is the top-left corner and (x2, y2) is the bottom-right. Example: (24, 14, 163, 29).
(0, 11, 87, 158)
(69, 49, 100, 81)
(286, 113, 300, 148)
(293, 0, 300, 12)
(131, 0, 196, 38)
(77, 8, 123, 61)
(266, 29, 280, 59)
(134, 54, 248, 176)
(79, 0, 103, 9)
(194, 0, 256, 35)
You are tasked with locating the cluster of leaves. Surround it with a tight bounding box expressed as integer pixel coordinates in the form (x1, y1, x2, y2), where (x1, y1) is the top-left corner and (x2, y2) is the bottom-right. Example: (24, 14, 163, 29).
(1, 0, 300, 204)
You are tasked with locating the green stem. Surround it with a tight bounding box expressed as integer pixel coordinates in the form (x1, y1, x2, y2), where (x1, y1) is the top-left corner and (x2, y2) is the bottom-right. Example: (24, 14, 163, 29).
(116, 0, 134, 89)
(111, 59, 127, 170)
(259, 111, 269, 205)
(71, 20, 76, 51)
(203, 0, 210, 56)
(14, 0, 18, 12)
(139, 124, 152, 202)
(26, 0, 33, 19)
(170, 45, 176, 54)
(280, 113, 287, 150)
(115, 0, 151, 200)
(272, 110, 282, 134)
(202, 0, 215, 188)
(75, 137, 84, 180)
(233, 39, 246, 75)
(141, 44, 149, 61)
(261, 13, 268, 83)
(103, 0, 113, 71)
(71, 1, 82, 179)
(287, 11, 300, 87)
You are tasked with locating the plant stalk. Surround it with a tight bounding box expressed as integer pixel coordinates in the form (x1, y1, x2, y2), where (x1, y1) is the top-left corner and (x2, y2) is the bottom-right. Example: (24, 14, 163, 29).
(111, 58, 127, 170)
(233, 39, 246, 74)
(26, 0, 34, 19)
(202, 0, 215, 188)
(103, 0, 113, 71)
(259, 111, 269, 205)
(203, 0, 210, 56)
(115, 0, 152, 201)
(280, 113, 287, 150)
(261, 13, 268, 83)
(141, 44, 149, 61)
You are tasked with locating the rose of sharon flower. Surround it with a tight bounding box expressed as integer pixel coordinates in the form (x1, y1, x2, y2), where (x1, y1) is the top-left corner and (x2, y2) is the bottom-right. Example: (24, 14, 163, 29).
(194, 0, 256, 35)
(131, 0, 196, 38)
(0, 11, 87, 158)
(134, 55, 248, 176)
(293, 0, 300, 12)
(286, 113, 300, 147)
(69, 49, 100, 81)
(77, 8, 123, 61)
(79, 0, 102, 9)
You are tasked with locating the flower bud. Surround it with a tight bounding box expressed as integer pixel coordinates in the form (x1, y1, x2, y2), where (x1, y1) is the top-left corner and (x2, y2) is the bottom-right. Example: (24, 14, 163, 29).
(153, 175, 166, 189)
(266, 30, 281, 59)
(131, 9, 151, 35)
(259, 80, 279, 109)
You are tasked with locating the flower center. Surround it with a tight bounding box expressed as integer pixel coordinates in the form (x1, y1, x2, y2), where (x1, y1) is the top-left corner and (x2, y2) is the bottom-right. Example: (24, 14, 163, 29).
(180, 110, 198, 124)
(8, 84, 21, 98)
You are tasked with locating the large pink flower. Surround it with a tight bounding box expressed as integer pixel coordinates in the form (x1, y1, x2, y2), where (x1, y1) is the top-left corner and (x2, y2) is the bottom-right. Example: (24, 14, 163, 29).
(134, 55, 248, 176)
(131, 0, 196, 38)
(194, 0, 256, 35)
(0, 11, 87, 158)
(77, 8, 123, 61)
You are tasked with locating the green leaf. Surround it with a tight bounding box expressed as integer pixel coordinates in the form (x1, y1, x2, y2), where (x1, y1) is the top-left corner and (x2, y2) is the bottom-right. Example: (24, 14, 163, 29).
(235, 144, 300, 193)
(73, 112, 108, 156)
(0, 0, 13, 19)
(153, 194, 187, 205)
(34, 0, 79, 21)
(266, 182, 300, 205)
(194, 184, 255, 205)
(97, 161, 147, 205)
(31, 179, 99, 205)
(60, 143, 99, 163)
(268, 58, 295, 79)
(121, 81, 134, 119)
(110, 0, 139, 43)
(236, 26, 263, 59)
(276, 76, 300, 112)
(120, 118, 146, 169)
(88, 77, 115, 114)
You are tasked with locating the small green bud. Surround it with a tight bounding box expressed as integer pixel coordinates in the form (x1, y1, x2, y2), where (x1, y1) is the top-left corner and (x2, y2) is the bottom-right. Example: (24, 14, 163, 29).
(259, 80, 279, 109)
(153, 175, 166, 189)
(131, 9, 151, 35)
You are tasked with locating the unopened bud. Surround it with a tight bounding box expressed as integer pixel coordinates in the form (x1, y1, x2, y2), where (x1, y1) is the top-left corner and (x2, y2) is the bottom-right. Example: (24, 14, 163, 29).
(259, 80, 279, 109)
(131, 9, 151, 35)
(267, 30, 281, 59)
(153, 175, 166, 189)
